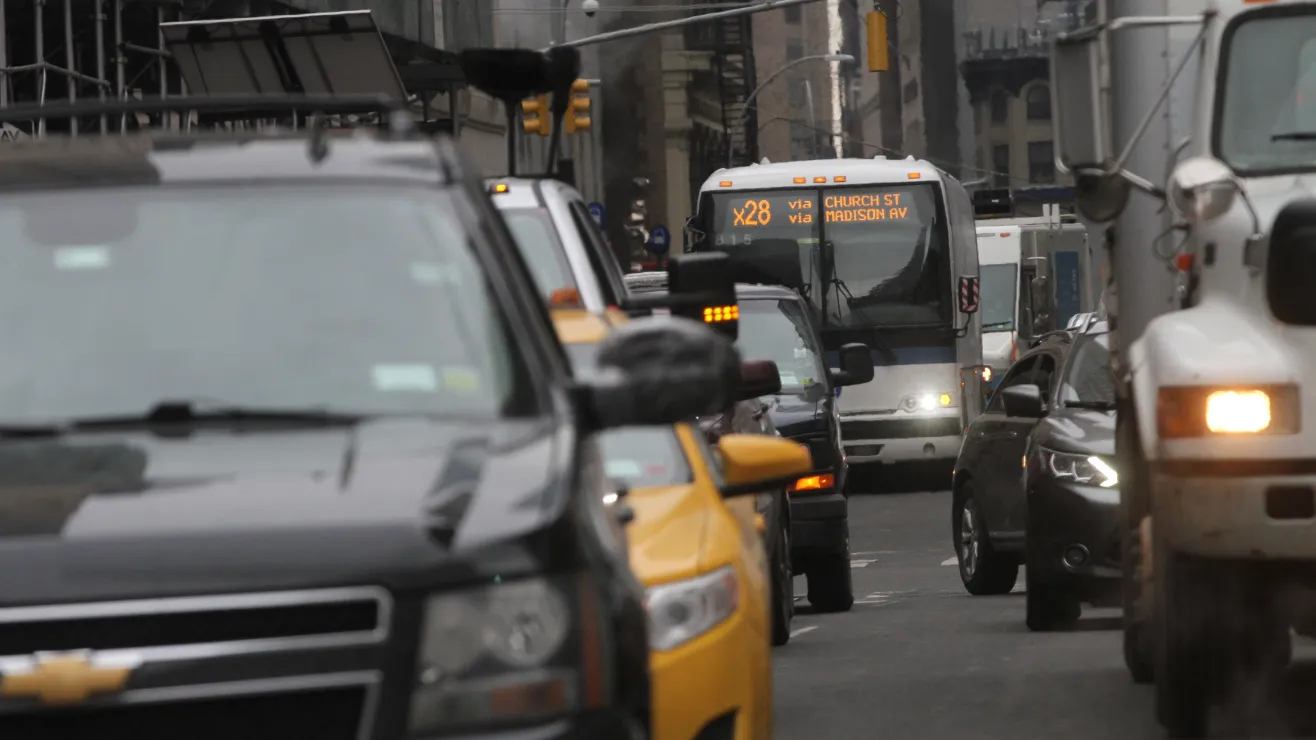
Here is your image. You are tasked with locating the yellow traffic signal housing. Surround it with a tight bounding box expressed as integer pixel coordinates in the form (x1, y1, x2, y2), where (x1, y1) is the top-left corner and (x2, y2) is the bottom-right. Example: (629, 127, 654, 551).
(866, 11, 890, 72)
(521, 94, 551, 136)
(565, 79, 592, 133)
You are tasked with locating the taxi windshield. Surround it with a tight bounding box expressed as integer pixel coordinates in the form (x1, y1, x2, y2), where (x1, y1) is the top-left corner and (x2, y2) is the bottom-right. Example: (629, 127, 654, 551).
(0, 186, 523, 422)
(500, 206, 579, 300)
(564, 341, 692, 488)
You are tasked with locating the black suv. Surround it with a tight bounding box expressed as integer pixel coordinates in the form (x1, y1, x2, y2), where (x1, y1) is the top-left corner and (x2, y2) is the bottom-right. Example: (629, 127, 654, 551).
(0, 95, 748, 740)
(735, 285, 873, 613)
(952, 318, 1121, 631)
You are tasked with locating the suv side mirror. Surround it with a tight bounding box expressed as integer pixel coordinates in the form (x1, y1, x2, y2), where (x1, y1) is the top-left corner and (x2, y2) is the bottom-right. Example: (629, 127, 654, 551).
(736, 359, 782, 401)
(829, 343, 875, 387)
(1001, 383, 1046, 419)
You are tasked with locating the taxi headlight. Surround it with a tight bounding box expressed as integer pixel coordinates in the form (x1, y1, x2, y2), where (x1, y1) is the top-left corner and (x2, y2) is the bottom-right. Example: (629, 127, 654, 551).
(410, 576, 592, 733)
(1158, 384, 1300, 438)
(902, 392, 955, 412)
(1041, 449, 1118, 488)
(646, 566, 739, 652)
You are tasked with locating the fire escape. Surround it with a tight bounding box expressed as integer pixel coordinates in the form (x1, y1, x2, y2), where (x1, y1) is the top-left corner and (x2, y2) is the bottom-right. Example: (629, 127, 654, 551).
(685, 0, 757, 196)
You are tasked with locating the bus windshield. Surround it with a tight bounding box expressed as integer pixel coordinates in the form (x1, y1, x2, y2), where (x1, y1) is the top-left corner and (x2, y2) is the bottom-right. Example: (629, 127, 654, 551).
(706, 182, 951, 329)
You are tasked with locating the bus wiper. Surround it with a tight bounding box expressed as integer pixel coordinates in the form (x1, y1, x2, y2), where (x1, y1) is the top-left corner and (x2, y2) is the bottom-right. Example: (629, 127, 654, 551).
(1063, 400, 1117, 410)
(982, 320, 1013, 331)
(1271, 131, 1316, 141)
(0, 401, 376, 437)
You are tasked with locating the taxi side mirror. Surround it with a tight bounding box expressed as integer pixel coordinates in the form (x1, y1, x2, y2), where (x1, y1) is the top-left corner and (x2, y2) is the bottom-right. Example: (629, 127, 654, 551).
(735, 359, 781, 401)
(717, 434, 812, 498)
(829, 343, 874, 387)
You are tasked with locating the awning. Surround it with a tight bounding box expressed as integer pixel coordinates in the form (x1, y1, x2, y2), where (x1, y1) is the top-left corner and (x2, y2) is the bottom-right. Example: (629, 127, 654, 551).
(159, 10, 407, 100)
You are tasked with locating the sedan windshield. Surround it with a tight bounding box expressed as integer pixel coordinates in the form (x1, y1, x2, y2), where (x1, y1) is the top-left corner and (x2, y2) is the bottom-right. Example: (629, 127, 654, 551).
(500, 206, 578, 300)
(1217, 9, 1316, 173)
(0, 186, 521, 422)
(1058, 333, 1115, 407)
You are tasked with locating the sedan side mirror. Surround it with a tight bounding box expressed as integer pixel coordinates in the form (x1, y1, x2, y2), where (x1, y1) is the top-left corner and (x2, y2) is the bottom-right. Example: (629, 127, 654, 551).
(716, 434, 813, 497)
(829, 343, 875, 387)
(735, 359, 782, 401)
(1001, 383, 1046, 419)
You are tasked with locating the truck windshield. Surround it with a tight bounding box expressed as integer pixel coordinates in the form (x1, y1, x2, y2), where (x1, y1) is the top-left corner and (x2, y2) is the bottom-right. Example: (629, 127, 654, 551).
(0, 186, 523, 423)
(706, 182, 951, 329)
(979, 263, 1018, 332)
(500, 206, 578, 300)
(1218, 9, 1316, 174)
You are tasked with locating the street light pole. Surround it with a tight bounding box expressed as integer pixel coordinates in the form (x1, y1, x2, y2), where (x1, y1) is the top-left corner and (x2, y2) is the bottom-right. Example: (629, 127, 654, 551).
(544, 0, 825, 51)
(735, 53, 853, 128)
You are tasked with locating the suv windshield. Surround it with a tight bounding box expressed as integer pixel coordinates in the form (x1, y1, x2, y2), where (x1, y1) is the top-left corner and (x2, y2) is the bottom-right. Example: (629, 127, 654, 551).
(500, 206, 578, 300)
(563, 341, 692, 488)
(979, 263, 1017, 332)
(0, 186, 521, 422)
(1058, 333, 1115, 407)
(1217, 9, 1316, 174)
(736, 298, 828, 393)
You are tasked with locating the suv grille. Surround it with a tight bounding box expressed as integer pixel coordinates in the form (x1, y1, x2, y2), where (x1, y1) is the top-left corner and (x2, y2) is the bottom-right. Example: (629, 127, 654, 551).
(843, 417, 961, 440)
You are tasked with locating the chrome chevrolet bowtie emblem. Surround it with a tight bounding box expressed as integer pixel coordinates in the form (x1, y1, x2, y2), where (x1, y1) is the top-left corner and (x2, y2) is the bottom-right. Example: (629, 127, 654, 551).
(0, 652, 136, 705)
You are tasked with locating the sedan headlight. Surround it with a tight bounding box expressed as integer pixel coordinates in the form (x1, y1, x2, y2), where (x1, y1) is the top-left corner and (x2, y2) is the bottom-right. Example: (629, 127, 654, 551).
(646, 566, 739, 652)
(410, 576, 597, 733)
(1158, 384, 1300, 438)
(901, 392, 954, 412)
(1041, 448, 1118, 488)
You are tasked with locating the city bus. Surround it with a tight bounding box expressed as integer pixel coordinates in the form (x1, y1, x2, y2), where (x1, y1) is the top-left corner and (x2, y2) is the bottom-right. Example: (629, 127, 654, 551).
(683, 155, 984, 471)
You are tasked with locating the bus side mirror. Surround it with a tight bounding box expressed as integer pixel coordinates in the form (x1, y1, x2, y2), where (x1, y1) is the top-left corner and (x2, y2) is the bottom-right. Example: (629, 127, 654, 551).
(957, 275, 980, 314)
(668, 252, 738, 341)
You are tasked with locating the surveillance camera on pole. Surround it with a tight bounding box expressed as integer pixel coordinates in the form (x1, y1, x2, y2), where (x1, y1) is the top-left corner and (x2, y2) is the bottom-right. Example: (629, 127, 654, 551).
(582, 0, 598, 18)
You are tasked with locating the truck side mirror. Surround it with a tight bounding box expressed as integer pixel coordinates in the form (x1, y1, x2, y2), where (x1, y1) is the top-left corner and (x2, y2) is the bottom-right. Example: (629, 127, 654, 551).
(1051, 28, 1112, 176)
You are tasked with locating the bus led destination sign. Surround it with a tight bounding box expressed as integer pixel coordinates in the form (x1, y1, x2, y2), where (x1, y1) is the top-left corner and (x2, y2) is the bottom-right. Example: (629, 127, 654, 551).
(824, 192, 912, 222)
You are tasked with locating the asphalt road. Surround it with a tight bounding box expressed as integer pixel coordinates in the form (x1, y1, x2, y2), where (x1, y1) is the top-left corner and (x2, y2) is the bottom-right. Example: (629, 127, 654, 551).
(773, 474, 1316, 740)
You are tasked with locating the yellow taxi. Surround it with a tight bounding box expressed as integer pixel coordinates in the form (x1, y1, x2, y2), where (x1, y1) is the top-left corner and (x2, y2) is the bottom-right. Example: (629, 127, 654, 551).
(553, 307, 811, 740)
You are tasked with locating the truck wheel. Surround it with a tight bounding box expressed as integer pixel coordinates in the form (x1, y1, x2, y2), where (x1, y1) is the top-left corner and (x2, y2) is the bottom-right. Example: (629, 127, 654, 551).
(771, 516, 794, 646)
(1154, 547, 1232, 739)
(955, 484, 1019, 595)
(1025, 567, 1080, 632)
(1117, 410, 1153, 683)
(806, 541, 854, 613)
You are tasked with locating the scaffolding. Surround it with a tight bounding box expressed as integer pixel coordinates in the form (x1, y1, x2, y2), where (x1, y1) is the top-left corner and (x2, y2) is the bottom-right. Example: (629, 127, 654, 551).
(0, 0, 191, 136)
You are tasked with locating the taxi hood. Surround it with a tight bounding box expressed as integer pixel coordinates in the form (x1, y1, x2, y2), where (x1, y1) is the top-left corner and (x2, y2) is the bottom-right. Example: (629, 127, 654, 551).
(621, 426, 718, 587)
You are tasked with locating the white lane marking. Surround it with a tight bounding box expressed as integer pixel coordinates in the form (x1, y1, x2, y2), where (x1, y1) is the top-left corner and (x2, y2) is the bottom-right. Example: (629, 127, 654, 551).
(850, 559, 876, 569)
(940, 556, 958, 566)
(789, 625, 819, 638)
(855, 591, 895, 606)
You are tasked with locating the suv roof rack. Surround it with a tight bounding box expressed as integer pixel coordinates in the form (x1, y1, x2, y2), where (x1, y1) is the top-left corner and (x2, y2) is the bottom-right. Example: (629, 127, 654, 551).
(0, 94, 412, 129)
(1029, 329, 1074, 349)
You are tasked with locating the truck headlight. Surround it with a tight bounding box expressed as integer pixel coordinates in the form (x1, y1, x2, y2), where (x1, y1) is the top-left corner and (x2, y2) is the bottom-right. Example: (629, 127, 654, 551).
(1157, 384, 1299, 438)
(646, 566, 739, 652)
(410, 576, 598, 733)
(1041, 449, 1118, 488)
(901, 392, 954, 412)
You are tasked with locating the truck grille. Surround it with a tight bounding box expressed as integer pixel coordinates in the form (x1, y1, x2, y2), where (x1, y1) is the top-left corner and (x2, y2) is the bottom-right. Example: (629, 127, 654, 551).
(0, 587, 389, 656)
(0, 684, 367, 740)
(843, 417, 961, 440)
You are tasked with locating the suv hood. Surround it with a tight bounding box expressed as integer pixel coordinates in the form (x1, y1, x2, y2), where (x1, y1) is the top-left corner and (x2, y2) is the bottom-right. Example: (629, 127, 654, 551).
(1040, 408, 1115, 457)
(0, 418, 564, 605)
(623, 482, 711, 587)
(764, 391, 824, 438)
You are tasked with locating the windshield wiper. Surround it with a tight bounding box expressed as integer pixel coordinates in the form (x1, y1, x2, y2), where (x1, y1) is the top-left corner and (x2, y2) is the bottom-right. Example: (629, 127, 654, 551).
(0, 401, 379, 437)
(1271, 131, 1316, 141)
(1063, 400, 1117, 410)
(982, 321, 1013, 331)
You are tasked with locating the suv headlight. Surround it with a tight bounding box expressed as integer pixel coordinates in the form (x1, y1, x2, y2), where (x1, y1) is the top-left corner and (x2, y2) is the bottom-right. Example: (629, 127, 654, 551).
(646, 566, 739, 652)
(410, 576, 601, 733)
(1041, 448, 1118, 488)
(901, 392, 954, 412)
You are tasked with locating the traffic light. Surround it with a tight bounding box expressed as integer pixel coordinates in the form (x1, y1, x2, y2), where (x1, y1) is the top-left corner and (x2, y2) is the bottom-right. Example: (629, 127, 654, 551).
(866, 11, 889, 72)
(521, 94, 550, 136)
(565, 79, 592, 134)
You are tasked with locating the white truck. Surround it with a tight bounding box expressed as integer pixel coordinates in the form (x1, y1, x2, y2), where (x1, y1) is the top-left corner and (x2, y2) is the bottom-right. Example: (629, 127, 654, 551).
(1051, 0, 1316, 735)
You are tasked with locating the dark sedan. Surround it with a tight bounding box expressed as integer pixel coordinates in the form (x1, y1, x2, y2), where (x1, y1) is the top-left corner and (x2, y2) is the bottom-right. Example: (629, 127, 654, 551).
(951, 319, 1120, 631)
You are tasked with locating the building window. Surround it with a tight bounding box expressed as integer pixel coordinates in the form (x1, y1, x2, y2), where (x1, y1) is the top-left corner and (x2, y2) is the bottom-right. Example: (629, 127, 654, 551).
(1028, 141, 1055, 183)
(992, 144, 1010, 187)
(1026, 85, 1052, 121)
(785, 4, 801, 23)
(787, 40, 804, 60)
(990, 89, 1009, 125)
(789, 79, 807, 108)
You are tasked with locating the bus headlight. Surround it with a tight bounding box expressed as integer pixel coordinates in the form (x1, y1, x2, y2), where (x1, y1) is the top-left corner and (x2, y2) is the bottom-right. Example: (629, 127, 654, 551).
(1157, 384, 1299, 438)
(902, 392, 955, 412)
